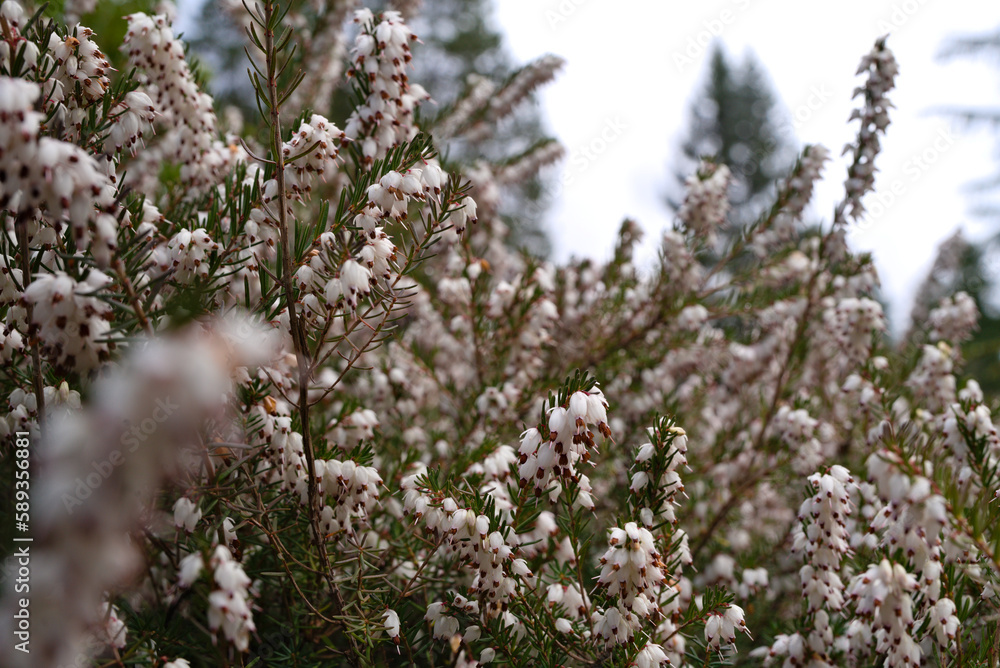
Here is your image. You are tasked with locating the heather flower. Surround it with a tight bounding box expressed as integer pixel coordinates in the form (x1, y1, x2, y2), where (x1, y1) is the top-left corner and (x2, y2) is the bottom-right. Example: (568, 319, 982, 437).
(705, 604, 751, 651)
(598, 522, 666, 609)
(632, 642, 670, 668)
(173, 496, 202, 533)
(848, 560, 920, 668)
(382, 609, 400, 642)
(208, 546, 255, 651)
(123, 12, 233, 193)
(21, 270, 114, 372)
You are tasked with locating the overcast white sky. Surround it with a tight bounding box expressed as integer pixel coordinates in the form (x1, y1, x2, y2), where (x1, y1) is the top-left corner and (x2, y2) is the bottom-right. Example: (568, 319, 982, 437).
(492, 0, 1000, 332)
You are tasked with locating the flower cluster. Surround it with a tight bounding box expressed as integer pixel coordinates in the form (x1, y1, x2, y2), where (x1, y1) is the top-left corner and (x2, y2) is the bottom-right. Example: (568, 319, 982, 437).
(517, 388, 611, 505)
(466, 54, 565, 139)
(759, 144, 830, 248)
(762, 466, 857, 666)
(345, 9, 428, 163)
(21, 269, 113, 372)
(928, 290, 978, 343)
(104, 90, 157, 158)
(677, 161, 731, 248)
(594, 522, 667, 645)
(259, 114, 346, 220)
(123, 12, 233, 192)
(149, 228, 219, 283)
(401, 467, 527, 622)
(317, 457, 383, 539)
(795, 466, 856, 614)
(207, 546, 256, 652)
(847, 560, 921, 667)
(631, 423, 689, 526)
(704, 604, 751, 652)
(43, 23, 113, 108)
(0, 77, 119, 265)
(836, 37, 898, 226)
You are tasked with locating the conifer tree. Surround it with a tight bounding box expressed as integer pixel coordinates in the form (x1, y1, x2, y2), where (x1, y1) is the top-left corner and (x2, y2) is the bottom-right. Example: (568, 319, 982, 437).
(669, 42, 797, 229)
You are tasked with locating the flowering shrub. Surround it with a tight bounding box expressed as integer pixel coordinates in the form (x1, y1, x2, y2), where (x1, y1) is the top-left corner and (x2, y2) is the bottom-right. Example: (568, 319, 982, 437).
(0, 2, 998, 667)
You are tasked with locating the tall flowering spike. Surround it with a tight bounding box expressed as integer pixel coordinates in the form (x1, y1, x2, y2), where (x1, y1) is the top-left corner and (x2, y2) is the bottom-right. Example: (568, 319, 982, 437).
(836, 36, 897, 228)
(794, 466, 856, 613)
(630, 420, 688, 526)
(467, 54, 565, 138)
(345, 9, 428, 164)
(122, 12, 233, 193)
(764, 466, 857, 665)
(755, 144, 830, 251)
(494, 140, 565, 185)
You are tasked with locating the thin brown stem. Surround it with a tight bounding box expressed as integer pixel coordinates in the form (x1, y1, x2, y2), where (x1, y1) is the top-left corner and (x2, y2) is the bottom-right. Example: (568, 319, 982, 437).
(396, 531, 447, 601)
(113, 257, 153, 336)
(255, 3, 363, 656)
(261, 0, 326, 589)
